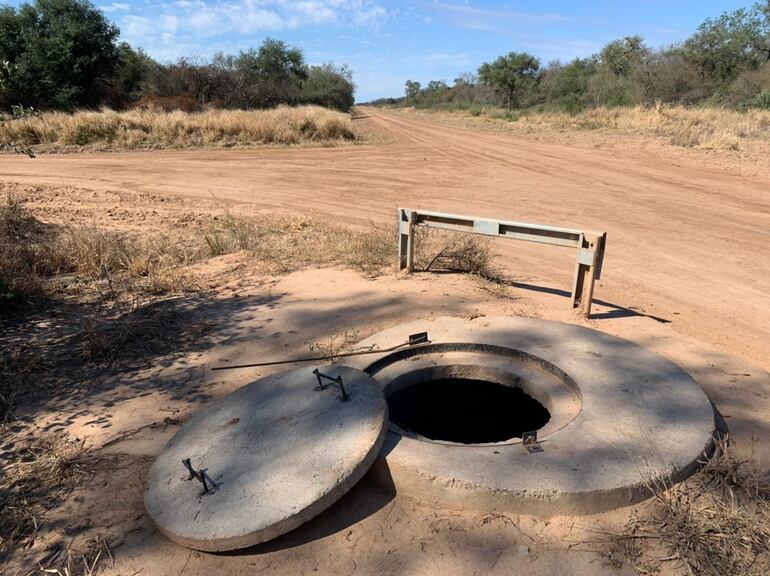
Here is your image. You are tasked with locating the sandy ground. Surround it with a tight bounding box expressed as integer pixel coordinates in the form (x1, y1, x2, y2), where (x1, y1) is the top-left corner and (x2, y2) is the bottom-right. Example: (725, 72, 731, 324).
(2, 110, 770, 575)
(2, 108, 768, 373)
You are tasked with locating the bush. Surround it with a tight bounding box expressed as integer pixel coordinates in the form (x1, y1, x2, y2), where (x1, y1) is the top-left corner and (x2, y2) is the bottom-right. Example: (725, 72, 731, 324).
(300, 64, 355, 111)
(635, 49, 714, 104)
(540, 58, 595, 113)
(587, 68, 642, 107)
(725, 63, 770, 108)
(753, 90, 770, 110)
(413, 228, 493, 276)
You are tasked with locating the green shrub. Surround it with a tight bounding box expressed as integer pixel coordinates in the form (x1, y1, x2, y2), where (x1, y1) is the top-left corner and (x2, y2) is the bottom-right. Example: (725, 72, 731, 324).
(752, 89, 770, 110)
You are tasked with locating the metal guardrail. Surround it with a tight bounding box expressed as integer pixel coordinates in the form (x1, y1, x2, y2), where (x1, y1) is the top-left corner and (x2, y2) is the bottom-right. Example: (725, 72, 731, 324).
(397, 208, 607, 317)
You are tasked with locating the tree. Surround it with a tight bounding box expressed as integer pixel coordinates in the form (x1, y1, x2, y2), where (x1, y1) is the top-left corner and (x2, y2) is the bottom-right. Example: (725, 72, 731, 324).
(301, 64, 355, 111)
(453, 72, 477, 88)
(247, 38, 307, 107)
(0, 0, 119, 109)
(404, 80, 421, 100)
(540, 58, 596, 112)
(478, 52, 540, 109)
(685, 2, 770, 84)
(105, 43, 155, 108)
(426, 80, 449, 92)
(599, 36, 648, 77)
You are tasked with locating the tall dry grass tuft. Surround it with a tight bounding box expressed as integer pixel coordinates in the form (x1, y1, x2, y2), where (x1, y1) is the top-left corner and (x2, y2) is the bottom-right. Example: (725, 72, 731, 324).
(0, 105, 359, 151)
(508, 104, 770, 150)
(598, 437, 770, 575)
(0, 195, 59, 300)
(413, 227, 494, 276)
(202, 213, 394, 276)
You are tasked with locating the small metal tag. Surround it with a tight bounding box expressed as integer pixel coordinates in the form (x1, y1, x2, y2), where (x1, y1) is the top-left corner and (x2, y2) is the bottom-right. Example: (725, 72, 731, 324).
(408, 332, 429, 345)
(522, 431, 543, 454)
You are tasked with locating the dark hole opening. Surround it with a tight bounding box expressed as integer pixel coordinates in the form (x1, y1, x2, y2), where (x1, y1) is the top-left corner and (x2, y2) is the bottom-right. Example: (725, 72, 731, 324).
(387, 378, 551, 444)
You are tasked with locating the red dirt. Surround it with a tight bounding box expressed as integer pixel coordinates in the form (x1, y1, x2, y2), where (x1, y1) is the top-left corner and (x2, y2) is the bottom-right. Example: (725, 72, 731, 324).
(2, 108, 768, 370)
(2, 108, 770, 576)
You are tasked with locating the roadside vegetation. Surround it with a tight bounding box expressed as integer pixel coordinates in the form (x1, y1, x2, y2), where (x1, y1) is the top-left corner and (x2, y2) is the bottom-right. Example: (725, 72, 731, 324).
(0, 189, 502, 420)
(598, 438, 770, 576)
(377, 3, 770, 118)
(0, 0, 354, 114)
(393, 103, 770, 153)
(509, 104, 770, 150)
(0, 105, 360, 151)
(0, 195, 392, 306)
(0, 0, 358, 154)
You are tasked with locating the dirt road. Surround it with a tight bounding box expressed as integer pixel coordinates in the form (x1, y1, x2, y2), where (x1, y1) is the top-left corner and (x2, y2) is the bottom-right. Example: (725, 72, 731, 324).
(2, 108, 769, 368)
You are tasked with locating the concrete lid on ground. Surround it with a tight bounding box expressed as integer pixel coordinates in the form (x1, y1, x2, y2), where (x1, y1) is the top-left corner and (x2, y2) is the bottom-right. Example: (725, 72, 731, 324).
(144, 365, 388, 551)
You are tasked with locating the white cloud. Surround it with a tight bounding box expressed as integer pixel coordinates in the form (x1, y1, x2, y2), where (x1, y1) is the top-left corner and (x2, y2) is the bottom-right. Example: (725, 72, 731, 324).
(122, 13, 179, 42)
(421, 51, 471, 68)
(122, 1, 388, 65)
(100, 2, 130, 13)
(426, 2, 569, 35)
(118, 0, 388, 47)
(352, 4, 386, 28)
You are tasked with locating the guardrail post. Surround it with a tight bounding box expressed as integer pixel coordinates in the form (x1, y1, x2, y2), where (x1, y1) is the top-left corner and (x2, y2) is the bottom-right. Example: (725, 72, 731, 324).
(571, 232, 604, 317)
(398, 208, 415, 272)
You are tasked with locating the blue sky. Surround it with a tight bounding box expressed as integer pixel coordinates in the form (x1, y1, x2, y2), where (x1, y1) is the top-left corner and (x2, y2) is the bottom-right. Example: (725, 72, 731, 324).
(30, 0, 760, 101)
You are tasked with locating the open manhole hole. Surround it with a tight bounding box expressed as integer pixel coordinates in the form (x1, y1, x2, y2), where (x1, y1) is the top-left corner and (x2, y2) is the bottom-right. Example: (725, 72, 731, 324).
(365, 346, 581, 446)
(387, 377, 551, 444)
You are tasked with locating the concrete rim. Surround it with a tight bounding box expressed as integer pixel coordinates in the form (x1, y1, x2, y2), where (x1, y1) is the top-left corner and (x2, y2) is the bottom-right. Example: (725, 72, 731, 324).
(344, 316, 717, 515)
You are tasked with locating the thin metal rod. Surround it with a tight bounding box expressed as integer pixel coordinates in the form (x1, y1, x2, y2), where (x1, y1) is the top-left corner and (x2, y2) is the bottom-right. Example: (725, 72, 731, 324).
(336, 376, 348, 401)
(211, 337, 429, 371)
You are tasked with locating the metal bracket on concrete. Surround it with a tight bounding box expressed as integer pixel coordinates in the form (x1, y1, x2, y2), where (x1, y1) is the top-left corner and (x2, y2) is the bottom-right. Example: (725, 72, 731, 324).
(397, 208, 607, 317)
(522, 431, 543, 454)
(312, 369, 350, 401)
(181, 458, 217, 496)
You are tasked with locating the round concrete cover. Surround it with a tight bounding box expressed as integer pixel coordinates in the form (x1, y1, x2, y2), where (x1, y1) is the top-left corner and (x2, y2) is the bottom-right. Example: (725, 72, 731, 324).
(144, 365, 388, 551)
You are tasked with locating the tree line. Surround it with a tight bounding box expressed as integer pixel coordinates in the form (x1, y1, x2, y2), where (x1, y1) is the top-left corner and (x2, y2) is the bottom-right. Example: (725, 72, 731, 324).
(394, 2, 770, 112)
(0, 0, 355, 112)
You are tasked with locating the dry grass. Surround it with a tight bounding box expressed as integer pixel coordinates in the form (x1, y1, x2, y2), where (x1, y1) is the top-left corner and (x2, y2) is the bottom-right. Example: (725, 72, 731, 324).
(1, 196, 202, 303)
(513, 103, 770, 150)
(0, 105, 360, 152)
(34, 537, 111, 576)
(1, 197, 395, 305)
(413, 227, 494, 276)
(0, 197, 396, 415)
(598, 438, 770, 575)
(0, 346, 46, 423)
(0, 434, 100, 564)
(393, 103, 770, 151)
(411, 227, 517, 297)
(78, 296, 213, 363)
(0, 195, 59, 300)
(202, 212, 395, 276)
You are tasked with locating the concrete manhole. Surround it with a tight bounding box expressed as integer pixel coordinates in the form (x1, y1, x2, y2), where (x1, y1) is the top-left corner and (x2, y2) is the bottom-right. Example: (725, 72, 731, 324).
(144, 315, 717, 550)
(345, 316, 717, 516)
